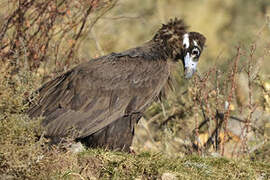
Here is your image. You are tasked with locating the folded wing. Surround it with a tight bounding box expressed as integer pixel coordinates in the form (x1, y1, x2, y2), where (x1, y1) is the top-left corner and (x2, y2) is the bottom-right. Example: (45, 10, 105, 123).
(28, 51, 169, 138)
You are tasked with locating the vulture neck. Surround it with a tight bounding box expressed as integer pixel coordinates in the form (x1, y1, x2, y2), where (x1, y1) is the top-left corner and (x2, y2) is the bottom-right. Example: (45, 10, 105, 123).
(141, 40, 178, 62)
(152, 34, 184, 62)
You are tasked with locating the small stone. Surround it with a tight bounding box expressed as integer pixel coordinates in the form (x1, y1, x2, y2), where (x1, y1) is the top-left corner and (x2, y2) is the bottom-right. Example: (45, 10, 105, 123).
(69, 142, 85, 153)
(161, 172, 178, 180)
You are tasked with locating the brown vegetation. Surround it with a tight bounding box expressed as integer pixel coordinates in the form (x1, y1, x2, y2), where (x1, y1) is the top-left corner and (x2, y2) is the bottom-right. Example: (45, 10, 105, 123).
(0, 0, 270, 179)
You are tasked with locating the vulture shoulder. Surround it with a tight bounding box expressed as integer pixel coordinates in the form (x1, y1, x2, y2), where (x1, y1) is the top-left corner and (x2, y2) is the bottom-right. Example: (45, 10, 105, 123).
(28, 46, 170, 138)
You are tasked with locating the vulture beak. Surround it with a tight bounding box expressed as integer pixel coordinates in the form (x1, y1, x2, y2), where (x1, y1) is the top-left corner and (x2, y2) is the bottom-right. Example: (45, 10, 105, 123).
(181, 33, 202, 79)
(183, 52, 198, 79)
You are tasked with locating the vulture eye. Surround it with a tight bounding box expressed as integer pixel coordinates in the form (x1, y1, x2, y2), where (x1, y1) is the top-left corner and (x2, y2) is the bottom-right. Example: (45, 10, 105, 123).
(183, 44, 187, 49)
(192, 49, 200, 56)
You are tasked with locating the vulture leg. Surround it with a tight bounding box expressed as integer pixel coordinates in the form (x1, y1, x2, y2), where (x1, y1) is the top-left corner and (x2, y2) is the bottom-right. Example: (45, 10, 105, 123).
(78, 113, 142, 152)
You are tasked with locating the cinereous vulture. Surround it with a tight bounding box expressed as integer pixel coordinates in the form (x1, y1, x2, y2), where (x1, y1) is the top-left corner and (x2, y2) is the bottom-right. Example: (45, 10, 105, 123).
(27, 18, 206, 151)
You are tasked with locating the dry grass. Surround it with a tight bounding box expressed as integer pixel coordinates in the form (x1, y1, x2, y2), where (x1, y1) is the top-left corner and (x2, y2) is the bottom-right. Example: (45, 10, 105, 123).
(0, 0, 270, 179)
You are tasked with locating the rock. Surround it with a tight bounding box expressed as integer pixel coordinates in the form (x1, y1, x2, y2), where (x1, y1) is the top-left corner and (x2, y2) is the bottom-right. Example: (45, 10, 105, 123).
(68, 142, 85, 153)
(161, 172, 178, 180)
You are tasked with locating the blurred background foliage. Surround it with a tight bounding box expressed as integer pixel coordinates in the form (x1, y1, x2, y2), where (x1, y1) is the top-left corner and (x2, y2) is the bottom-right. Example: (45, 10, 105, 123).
(82, 0, 270, 157)
(0, 0, 270, 178)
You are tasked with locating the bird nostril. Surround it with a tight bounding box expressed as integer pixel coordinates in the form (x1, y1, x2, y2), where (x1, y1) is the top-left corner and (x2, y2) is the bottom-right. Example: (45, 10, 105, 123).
(192, 49, 200, 56)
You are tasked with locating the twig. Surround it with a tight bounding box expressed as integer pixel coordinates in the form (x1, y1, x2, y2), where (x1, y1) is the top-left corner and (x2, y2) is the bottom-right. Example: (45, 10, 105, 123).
(67, 2, 94, 61)
(221, 47, 240, 156)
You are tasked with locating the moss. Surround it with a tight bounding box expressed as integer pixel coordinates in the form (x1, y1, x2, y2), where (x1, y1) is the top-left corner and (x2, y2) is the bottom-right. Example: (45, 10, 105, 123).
(0, 0, 270, 179)
(72, 150, 270, 179)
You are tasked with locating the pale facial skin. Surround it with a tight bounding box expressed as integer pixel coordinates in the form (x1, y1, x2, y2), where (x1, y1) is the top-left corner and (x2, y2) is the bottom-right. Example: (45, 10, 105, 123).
(182, 33, 202, 78)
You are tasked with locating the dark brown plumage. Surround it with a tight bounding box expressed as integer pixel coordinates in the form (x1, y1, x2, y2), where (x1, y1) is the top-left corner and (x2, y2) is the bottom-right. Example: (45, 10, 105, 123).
(27, 18, 206, 151)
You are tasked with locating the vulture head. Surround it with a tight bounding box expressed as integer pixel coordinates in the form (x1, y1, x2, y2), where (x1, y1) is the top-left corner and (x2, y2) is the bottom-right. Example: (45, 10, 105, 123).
(153, 18, 206, 78)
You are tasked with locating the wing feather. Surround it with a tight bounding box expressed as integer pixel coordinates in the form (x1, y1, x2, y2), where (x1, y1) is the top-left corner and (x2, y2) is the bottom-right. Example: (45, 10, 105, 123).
(28, 51, 170, 138)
